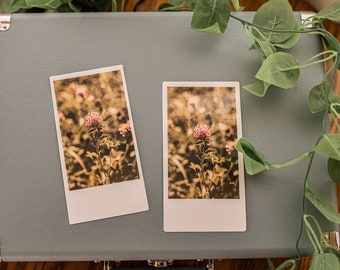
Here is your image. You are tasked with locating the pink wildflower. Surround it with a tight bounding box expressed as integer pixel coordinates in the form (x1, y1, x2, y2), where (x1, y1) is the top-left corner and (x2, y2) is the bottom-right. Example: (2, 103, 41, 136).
(119, 120, 131, 137)
(193, 124, 211, 140)
(168, 119, 175, 128)
(187, 96, 200, 108)
(225, 139, 238, 154)
(75, 85, 87, 96)
(87, 95, 95, 102)
(85, 112, 103, 128)
(58, 112, 65, 121)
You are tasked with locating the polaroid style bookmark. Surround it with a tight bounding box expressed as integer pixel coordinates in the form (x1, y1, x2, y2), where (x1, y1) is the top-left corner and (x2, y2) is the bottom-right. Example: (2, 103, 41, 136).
(50, 65, 148, 224)
(162, 81, 246, 232)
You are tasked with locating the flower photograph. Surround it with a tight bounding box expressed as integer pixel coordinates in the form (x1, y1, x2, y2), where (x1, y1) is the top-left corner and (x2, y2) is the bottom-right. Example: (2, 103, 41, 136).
(51, 66, 140, 191)
(165, 82, 242, 199)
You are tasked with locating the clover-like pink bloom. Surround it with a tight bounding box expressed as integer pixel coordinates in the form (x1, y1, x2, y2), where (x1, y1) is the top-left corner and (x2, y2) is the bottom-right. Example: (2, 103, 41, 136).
(75, 85, 87, 96)
(58, 112, 65, 121)
(193, 124, 211, 140)
(225, 139, 238, 154)
(85, 112, 103, 128)
(168, 119, 175, 128)
(119, 120, 131, 137)
(187, 96, 200, 108)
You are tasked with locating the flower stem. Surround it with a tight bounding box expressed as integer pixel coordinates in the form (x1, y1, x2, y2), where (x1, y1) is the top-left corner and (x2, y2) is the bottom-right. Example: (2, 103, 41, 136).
(199, 140, 209, 198)
(91, 127, 110, 185)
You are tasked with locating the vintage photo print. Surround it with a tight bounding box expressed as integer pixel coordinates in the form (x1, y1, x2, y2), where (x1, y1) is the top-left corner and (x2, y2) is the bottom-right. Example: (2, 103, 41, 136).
(163, 82, 246, 232)
(50, 65, 148, 224)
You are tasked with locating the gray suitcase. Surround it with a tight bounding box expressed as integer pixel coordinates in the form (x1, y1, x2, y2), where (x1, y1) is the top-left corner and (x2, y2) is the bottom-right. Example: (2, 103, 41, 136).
(0, 11, 337, 261)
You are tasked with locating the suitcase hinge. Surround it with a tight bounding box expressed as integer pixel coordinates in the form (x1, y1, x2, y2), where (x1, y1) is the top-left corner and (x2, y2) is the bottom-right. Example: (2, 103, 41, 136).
(300, 11, 316, 29)
(0, 14, 11, 31)
(322, 231, 340, 250)
(147, 260, 174, 268)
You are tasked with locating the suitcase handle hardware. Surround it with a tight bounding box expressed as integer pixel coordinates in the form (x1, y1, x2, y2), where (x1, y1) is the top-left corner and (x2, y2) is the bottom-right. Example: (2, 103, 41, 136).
(322, 231, 340, 250)
(147, 260, 174, 268)
(206, 259, 214, 270)
(0, 14, 11, 31)
(300, 11, 316, 29)
(93, 260, 213, 269)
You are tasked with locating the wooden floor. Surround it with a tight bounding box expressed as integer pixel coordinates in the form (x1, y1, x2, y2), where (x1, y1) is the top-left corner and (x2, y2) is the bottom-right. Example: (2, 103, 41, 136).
(0, 1, 339, 270)
(0, 258, 316, 270)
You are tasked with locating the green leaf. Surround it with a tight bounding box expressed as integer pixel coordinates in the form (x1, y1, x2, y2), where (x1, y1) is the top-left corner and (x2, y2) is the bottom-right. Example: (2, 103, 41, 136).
(309, 83, 327, 113)
(235, 137, 309, 175)
(309, 252, 340, 270)
(268, 259, 296, 270)
(256, 39, 277, 58)
(55, 3, 73, 12)
(68, 1, 81, 12)
(275, 28, 300, 49)
(170, 0, 196, 8)
(191, 0, 230, 35)
(252, 0, 300, 45)
(315, 30, 340, 70)
(315, 2, 340, 22)
(308, 82, 340, 113)
(331, 91, 340, 105)
(266, 258, 275, 270)
(244, 25, 276, 60)
(314, 133, 340, 161)
(158, 3, 173, 10)
(305, 184, 340, 224)
(255, 52, 300, 89)
(243, 80, 271, 97)
(309, 82, 330, 113)
(323, 247, 340, 259)
(170, 0, 184, 4)
(111, 0, 117, 11)
(235, 137, 270, 175)
(56, 1, 81, 12)
(88, 0, 112, 11)
(328, 158, 340, 184)
(230, 0, 244, 11)
(5, 0, 65, 12)
(4, 0, 33, 12)
(160, 0, 196, 10)
(0, 0, 12, 12)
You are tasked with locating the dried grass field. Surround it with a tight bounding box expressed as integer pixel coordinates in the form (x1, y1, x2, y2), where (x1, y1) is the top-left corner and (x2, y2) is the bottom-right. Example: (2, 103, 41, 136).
(166, 86, 240, 199)
(52, 69, 139, 190)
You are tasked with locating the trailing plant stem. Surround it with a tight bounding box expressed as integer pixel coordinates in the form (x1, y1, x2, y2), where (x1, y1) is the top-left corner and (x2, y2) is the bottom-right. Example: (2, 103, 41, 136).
(270, 152, 311, 169)
(294, 151, 316, 262)
(331, 104, 340, 130)
(295, 60, 337, 263)
(121, 0, 125, 12)
(295, 91, 334, 263)
(298, 50, 337, 70)
(230, 11, 340, 266)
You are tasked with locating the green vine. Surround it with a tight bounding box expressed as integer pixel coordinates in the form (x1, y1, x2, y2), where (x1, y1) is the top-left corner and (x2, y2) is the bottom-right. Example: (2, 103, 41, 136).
(159, 0, 340, 268)
(179, 0, 340, 269)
